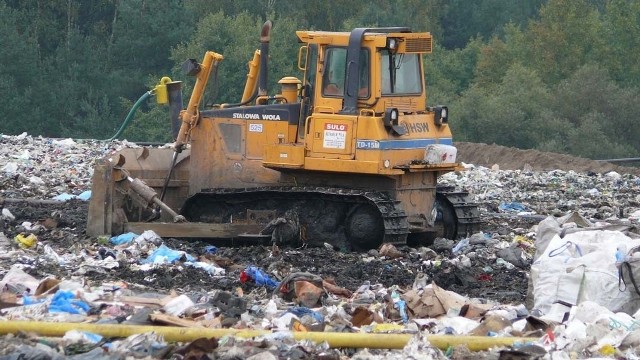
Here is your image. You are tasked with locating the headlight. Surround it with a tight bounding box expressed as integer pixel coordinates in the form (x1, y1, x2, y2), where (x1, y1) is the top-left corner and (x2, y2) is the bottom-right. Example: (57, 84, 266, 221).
(434, 105, 448, 126)
(386, 38, 398, 51)
(384, 107, 407, 136)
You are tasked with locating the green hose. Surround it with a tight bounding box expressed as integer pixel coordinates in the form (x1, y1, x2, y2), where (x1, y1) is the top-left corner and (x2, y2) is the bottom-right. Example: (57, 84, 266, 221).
(105, 90, 154, 141)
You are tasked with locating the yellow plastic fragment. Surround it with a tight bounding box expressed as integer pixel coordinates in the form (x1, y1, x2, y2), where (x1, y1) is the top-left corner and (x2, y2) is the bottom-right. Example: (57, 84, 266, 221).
(15, 234, 37, 249)
(599, 344, 615, 356)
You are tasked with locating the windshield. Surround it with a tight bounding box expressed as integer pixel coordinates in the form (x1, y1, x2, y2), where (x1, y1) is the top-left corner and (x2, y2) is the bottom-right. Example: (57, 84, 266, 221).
(381, 51, 422, 95)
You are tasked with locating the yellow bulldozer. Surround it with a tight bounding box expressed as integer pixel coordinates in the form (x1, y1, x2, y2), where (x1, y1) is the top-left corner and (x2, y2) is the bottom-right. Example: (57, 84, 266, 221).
(87, 21, 480, 250)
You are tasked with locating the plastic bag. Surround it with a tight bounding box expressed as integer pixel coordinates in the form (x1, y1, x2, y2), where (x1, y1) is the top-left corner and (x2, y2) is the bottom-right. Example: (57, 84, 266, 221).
(240, 266, 280, 289)
(110, 232, 138, 245)
(15, 233, 37, 249)
(531, 229, 640, 315)
(49, 290, 90, 315)
(143, 244, 195, 264)
(287, 306, 324, 323)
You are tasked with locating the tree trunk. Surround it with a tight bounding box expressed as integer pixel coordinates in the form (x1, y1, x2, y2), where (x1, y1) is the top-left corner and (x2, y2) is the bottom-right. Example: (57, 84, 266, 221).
(107, 0, 119, 63)
(66, 0, 72, 50)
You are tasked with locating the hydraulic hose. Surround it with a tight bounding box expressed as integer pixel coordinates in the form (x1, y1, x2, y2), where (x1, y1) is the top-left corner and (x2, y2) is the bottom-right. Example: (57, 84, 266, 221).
(105, 90, 154, 141)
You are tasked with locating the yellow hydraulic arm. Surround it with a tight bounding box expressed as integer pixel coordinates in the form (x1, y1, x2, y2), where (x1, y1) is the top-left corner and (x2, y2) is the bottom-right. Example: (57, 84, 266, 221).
(174, 51, 224, 152)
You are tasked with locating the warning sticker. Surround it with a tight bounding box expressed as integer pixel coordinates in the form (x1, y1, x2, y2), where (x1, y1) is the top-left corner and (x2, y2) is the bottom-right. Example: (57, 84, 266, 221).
(323, 123, 347, 149)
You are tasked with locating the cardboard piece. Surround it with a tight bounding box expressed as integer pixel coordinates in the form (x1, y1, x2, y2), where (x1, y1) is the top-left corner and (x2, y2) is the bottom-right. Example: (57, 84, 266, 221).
(35, 277, 61, 296)
(470, 315, 512, 336)
(119, 295, 174, 308)
(351, 306, 379, 327)
(322, 280, 352, 298)
(403, 287, 446, 318)
(460, 303, 493, 319)
(150, 313, 204, 328)
(0, 293, 19, 310)
(294, 280, 323, 308)
(432, 282, 466, 313)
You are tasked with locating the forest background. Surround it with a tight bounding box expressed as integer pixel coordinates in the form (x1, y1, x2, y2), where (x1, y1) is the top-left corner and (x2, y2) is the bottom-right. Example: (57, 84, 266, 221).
(1, 0, 639, 160)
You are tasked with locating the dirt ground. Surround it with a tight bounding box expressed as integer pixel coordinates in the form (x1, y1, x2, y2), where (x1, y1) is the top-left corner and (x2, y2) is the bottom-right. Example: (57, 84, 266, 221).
(456, 141, 640, 175)
(3, 142, 638, 308)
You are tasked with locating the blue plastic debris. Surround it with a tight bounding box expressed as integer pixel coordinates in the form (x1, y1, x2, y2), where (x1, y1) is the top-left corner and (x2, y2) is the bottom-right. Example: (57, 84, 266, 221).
(241, 266, 280, 289)
(498, 201, 527, 212)
(49, 290, 91, 315)
(52, 193, 75, 201)
(77, 190, 92, 201)
(287, 306, 325, 323)
(452, 238, 470, 254)
(22, 296, 44, 305)
(143, 244, 195, 264)
(203, 245, 218, 254)
(391, 291, 408, 324)
(52, 190, 92, 202)
(110, 232, 138, 245)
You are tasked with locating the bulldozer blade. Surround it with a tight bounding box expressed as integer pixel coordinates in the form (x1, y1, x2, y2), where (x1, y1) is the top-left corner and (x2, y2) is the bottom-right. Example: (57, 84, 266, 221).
(124, 222, 264, 239)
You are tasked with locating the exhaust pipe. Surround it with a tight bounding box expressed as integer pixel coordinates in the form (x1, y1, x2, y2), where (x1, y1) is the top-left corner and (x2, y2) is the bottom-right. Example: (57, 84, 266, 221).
(258, 20, 272, 97)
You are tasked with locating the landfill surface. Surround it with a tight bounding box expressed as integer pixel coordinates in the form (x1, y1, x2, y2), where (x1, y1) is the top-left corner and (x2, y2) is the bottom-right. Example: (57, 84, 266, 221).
(1, 133, 640, 359)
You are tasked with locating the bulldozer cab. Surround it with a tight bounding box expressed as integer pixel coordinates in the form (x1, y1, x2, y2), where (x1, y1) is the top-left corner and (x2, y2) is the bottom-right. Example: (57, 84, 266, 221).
(296, 28, 430, 119)
(265, 27, 440, 171)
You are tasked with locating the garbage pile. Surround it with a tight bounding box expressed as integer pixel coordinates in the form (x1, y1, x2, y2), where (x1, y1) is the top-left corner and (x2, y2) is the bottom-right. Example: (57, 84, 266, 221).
(2, 133, 640, 358)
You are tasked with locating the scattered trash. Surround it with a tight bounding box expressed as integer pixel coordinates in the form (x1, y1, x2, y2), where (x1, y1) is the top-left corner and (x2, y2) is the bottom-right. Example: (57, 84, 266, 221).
(1, 133, 640, 357)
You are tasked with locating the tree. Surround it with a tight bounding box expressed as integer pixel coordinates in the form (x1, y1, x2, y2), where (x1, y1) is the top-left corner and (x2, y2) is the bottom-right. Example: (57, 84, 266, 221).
(439, 0, 545, 49)
(452, 64, 554, 149)
(525, 0, 604, 84)
(599, 0, 640, 87)
(0, 2, 46, 135)
(425, 40, 482, 104)
(551, 64, 640, 157)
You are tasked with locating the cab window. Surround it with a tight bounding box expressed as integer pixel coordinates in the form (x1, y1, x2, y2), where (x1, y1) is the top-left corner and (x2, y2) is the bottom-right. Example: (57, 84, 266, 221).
(323, 47, 369, 98)
(381, 51, 422, 95)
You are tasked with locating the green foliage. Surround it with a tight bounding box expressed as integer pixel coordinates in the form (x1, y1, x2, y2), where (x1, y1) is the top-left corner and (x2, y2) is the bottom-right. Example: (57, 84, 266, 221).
(439, 0, 545, 49)
(525, 0, 605, 84)
(599, 0, 640, 87)
(171, 11, 264, 105)
(0, 2, 46, 135)
(121, 104, 173, 143)
(425, 40, 483, 105)
(452, 64, 554, 149)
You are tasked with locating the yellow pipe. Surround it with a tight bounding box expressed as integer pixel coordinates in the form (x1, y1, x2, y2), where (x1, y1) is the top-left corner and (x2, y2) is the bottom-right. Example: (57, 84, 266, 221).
(0, 321, 538, 351)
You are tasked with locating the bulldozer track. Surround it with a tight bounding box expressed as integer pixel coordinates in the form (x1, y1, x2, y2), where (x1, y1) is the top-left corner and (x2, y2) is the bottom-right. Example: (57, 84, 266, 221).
(185, 186, 410, 246)
(184, 186, 481, 245)
(436, 185, 482, 238)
